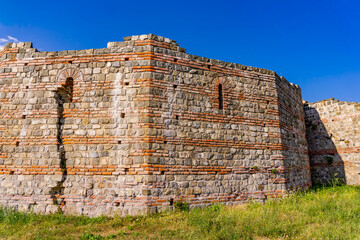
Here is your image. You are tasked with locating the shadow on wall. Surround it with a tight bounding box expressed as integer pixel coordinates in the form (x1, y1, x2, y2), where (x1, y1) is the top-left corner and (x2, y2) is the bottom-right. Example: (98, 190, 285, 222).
(304, 105, 346, 185)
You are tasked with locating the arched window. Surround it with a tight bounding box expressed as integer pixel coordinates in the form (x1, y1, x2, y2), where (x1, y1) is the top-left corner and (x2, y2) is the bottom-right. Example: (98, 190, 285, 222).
(218, 84, 223, 110)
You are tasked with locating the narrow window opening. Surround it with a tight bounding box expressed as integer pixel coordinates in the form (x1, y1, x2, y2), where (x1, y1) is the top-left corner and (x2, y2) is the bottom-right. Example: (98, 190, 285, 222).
(68, 61, 73, 64)
(24, 63, 28, 66)
(124, 168, 129, 173)
(173, 84, 177, 89)
(160, 171, 165, 174)
(169, 198, 174, 206)
(22, 115, 26, 119)
(121, 113, 125, 118)
(207, 65, 211, 70)
(174, 58, 178, 62)
(175, 115, 179, 120)
(63, 77, 74, 102)
(124, 57, 129, 61)
(164, 140, 167, 144)
(26, 86, 29, 89)
(16, 141, 20, 147)
(266, 100, 270, 104)
(124, 82, 129, 86)
(117, 140, 122, 144)
(10, 171, 14, 175)
(218, 84, 223, 110)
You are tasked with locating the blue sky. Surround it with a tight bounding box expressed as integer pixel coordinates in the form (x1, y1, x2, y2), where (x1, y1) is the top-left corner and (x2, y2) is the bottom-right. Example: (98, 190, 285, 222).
(0, 0, 359, 102)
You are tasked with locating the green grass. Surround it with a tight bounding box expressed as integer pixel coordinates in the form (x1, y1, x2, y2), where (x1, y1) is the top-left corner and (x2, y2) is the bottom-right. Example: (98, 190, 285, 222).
(1, 185, 360, 239)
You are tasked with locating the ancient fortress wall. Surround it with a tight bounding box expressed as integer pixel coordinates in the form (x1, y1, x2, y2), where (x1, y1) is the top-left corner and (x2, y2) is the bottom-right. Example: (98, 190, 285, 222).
(0, 39, 151, 216)
(305, 99, 360, 185)
(143, 37, 311, 214)
(276, 77, 311, 189)
(0, 34, 311, 216)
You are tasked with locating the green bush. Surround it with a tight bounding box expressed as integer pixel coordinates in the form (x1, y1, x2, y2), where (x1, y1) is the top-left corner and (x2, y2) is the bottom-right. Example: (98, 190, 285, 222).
(252, 166, 259, 171)
(174, 201, 190, 211)
(80, 233, 104, 240)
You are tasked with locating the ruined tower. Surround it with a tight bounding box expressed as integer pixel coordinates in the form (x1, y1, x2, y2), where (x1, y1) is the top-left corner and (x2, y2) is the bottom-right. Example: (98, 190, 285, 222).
(0, 34, 311, 216)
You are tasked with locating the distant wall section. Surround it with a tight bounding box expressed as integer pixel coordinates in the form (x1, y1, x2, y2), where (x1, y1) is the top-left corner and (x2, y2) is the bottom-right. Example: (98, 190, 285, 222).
(304, 99, 360, 185)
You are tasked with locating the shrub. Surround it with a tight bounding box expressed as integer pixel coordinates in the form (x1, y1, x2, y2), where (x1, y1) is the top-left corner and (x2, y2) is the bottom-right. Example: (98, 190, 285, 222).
(80, 233, 103, 240)
(252, 166, 259, 171)
(174, 201, 189, 211)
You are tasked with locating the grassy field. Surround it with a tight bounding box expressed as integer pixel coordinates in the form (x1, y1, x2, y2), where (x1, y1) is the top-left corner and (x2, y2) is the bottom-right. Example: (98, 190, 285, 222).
(1, 185, 360, 239)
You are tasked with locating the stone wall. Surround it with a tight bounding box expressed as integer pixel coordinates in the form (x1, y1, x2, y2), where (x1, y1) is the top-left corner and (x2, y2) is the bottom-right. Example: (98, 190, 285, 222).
(276, 77, 311, 190)
(141, 36, 312, 213)
(0, 34, 312, 216)
(0, 39, 152, 216)
(304, 99, 360, 185)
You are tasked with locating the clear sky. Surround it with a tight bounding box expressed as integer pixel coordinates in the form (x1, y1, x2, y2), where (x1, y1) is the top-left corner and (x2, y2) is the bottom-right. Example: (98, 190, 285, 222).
(0, 0, 359, 103)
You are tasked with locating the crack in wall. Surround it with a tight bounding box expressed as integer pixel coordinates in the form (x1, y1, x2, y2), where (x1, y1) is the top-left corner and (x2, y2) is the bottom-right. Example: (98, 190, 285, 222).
(50, 78, 73, 213)
(50, 91, 67, 213)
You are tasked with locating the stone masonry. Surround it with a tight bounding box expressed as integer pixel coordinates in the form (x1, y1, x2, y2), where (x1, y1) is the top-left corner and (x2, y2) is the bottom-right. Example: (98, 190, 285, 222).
(0, 34, 313, 216)
(304, 99, 360, 185)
